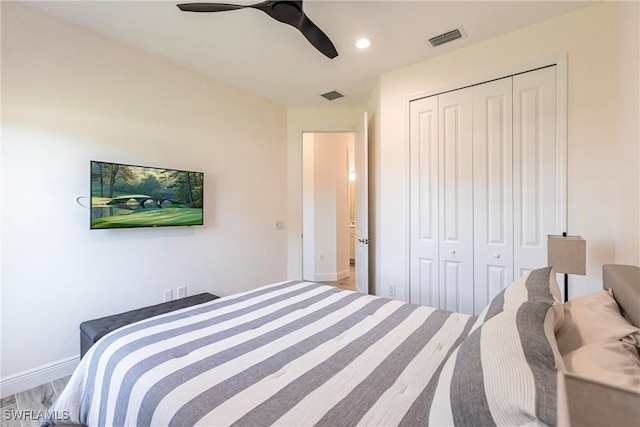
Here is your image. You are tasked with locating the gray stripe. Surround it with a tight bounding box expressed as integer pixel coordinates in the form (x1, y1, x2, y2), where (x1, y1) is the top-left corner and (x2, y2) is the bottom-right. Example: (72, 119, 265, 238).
(109, 286, 342, 426)
(140, 293, 383, 427)
(525, 266, 554, 302)
(484, 286, 506, 322)
(516, 301, 557, 426)
(226, 303, 420, 427)
(315, 309, 452, 427)
(449, 326, 497, 427)
(484, 266, 553, 325)
(398, 315, 475, 426)
(81, 280, 304, 424)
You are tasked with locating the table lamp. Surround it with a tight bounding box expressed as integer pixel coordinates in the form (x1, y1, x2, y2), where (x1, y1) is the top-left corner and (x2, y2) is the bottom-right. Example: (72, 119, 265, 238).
(547, 233, 586, 302)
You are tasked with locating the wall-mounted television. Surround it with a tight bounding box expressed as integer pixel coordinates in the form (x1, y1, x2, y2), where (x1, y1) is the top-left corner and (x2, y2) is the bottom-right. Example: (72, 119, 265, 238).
(90, 161, 204, 229)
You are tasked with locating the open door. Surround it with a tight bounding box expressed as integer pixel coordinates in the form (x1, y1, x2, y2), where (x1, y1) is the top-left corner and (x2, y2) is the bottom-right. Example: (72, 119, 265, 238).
(355, 112, 369, 294)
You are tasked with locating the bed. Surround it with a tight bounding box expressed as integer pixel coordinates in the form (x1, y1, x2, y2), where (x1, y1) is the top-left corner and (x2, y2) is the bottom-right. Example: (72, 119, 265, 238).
(44, 265, 640, 426)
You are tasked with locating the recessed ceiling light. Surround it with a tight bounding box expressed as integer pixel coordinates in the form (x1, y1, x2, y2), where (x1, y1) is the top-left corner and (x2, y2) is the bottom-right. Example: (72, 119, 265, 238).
(355, 37, 372, 49)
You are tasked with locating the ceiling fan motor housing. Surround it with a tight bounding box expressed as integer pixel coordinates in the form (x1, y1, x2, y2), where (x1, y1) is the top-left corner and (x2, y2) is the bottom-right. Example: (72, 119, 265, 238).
(269, 1, 303, 25)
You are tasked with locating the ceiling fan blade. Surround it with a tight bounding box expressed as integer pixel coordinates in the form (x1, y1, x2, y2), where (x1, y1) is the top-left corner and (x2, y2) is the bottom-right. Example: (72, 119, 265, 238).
(298, 14, 338, 59)
(177, 0, 338, 59)
(177, 3, 246, 12)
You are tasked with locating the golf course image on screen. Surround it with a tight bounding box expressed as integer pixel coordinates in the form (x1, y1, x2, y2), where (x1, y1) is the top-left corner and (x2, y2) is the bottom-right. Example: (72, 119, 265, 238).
(90, 161, 204, 229)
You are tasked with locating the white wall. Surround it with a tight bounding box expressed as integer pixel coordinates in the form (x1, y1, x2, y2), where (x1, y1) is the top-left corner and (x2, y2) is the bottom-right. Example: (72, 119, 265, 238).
(613, 1, 640, 265)
(321, 133, 350, 280)
(302, 133, 351, 281)
(1, 3, 287, 395)
(372, 2, 640, 301)
(302, 133, 316, 278)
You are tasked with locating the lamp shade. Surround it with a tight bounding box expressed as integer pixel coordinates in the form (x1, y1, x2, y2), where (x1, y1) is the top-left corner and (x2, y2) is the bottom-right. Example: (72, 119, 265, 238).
(547, 235, 586, 275)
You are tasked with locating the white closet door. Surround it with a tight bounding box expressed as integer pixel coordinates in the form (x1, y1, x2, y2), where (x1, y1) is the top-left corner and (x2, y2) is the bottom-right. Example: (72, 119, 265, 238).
(513, 66, 560, 277)
(409, 96, 439, 306)
(438, 88, 474, 314)
(473, 77, 514, 314)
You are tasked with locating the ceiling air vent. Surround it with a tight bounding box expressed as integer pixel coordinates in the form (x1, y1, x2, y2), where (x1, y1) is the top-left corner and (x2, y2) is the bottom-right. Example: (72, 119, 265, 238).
(321, 90, 345, 101)
(429, 28, 463, 47)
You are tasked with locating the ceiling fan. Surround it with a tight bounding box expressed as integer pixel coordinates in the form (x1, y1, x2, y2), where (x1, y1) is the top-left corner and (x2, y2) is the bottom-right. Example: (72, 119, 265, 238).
(177, 1, 339, 59)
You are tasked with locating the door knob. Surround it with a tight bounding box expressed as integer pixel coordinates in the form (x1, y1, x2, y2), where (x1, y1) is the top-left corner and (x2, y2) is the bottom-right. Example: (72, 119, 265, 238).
(358, 238, 370, 245)
(494, 252, 501, 259)
(450, 249, 456, 254)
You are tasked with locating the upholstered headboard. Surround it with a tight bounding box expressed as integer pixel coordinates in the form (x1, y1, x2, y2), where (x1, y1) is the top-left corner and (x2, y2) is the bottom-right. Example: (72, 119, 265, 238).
(603, 264, 640, 328)
(556, 264, 640, 426)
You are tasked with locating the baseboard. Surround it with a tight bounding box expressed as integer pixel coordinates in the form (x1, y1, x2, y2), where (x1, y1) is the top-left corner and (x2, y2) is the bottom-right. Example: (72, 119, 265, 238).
(303, 269, 351, 282)
(336, 268, 350, 280)
(304, 272, 334, 281)
(0, 355, 79, 398)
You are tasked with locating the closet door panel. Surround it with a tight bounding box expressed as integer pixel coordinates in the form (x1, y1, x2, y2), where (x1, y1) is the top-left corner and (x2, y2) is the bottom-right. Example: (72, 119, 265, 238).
(513, 66, 560, 276)
(409, 96, 439, 306)
(473, 77, 514, 314)
(438, 88, 473, 314)
(409, 66, 563, 312)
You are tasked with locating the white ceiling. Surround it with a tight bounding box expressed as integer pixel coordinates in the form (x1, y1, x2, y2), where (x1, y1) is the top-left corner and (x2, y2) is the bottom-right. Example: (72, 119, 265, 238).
(25, 0, 594, 108)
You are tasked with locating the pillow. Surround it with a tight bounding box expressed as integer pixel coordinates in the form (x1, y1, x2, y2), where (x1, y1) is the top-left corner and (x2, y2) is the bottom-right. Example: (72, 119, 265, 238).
(472, 266, 564, 333)
(555, 289, 640, 355)
(563, 339, 640, 393)
(429, 297, 564, 426)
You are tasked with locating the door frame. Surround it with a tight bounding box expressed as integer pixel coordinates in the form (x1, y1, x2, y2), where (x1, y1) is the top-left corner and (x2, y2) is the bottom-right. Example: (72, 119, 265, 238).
(285, 108, 368, 282)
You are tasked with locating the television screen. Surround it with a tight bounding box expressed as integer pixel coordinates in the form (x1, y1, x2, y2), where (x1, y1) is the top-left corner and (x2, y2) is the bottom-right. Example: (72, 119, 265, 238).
(90, 161, 204, 229)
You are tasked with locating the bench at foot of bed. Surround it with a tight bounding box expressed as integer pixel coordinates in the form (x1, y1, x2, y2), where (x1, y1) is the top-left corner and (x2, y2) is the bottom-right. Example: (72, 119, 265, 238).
(79, 293, 218, 358)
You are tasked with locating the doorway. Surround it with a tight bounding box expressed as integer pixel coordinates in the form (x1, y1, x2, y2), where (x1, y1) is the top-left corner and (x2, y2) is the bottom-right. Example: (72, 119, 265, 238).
(302, 132, 356, 290)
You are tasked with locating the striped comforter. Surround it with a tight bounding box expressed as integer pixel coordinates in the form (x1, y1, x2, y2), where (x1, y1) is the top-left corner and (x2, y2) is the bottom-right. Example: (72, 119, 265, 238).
(48, 281, 477, 426)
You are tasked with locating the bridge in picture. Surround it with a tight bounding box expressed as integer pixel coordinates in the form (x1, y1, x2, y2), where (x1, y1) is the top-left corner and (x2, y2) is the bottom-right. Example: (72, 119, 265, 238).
(106, 195, 186, 209)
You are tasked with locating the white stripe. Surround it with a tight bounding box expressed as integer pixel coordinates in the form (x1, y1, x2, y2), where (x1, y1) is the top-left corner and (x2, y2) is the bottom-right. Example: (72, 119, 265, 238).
(427, 347, 458, 426)
(273, 306, 436, 426)
(481, 309, 536, 425)
(195, 298, 408, 426)
(358, 312, 471, 426)
(147, 292, 390, 426)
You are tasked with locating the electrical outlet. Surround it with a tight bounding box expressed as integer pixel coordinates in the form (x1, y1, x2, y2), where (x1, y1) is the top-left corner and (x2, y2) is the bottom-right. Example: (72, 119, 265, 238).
(177, 286, 187, 299)
(387, 283, 397, 297)
(164, 289, 173, 302)
(275, 220, 285, 230)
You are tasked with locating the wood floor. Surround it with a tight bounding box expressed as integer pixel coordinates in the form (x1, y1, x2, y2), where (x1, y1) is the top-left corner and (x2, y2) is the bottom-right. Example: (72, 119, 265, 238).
(1, 376, 71, 427)
(316, 263, 356, 291)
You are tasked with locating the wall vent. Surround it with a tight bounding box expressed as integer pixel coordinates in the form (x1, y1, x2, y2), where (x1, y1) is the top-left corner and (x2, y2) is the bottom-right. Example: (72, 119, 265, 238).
(429, 28, 463, 47)
(321, 90, 345, 101)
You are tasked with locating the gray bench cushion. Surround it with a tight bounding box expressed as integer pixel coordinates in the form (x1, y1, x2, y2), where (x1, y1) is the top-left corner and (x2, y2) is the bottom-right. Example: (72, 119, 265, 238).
(80, 293, 218, 358)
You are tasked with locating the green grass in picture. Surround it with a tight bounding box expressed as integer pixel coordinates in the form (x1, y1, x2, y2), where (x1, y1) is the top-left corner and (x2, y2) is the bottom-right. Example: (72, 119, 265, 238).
(91, 208, 203, 229)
